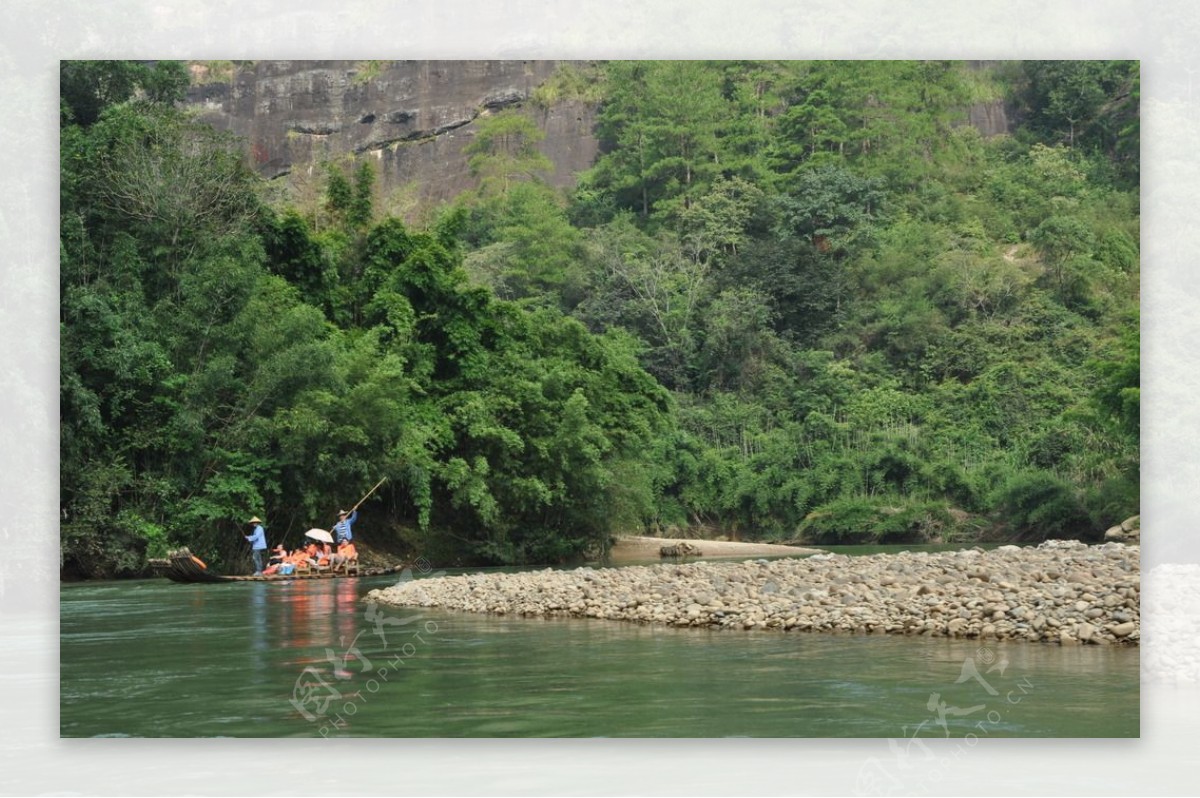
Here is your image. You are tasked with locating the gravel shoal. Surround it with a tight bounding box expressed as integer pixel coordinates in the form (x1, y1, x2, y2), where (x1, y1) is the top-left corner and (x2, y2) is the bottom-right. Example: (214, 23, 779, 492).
(369, 540, 1140, 645)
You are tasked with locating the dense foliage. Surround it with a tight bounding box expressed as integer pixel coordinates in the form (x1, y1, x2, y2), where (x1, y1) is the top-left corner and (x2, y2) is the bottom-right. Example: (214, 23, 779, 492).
(60, 60, 1139, 577)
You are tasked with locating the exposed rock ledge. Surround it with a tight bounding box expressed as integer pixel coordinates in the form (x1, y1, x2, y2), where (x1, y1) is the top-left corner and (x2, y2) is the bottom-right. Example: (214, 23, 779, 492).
(368, 540, 1139, 645)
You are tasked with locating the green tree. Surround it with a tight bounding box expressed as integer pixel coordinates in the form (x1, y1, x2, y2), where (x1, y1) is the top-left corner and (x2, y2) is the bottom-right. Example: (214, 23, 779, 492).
(349, 160, 376, 229)
(461, 183, 588, 308)
(1028, 215, 1096, 304)
(325, 164, 353, 218)
(587, 61, 727, 218)
(1091, 318, 1139, 438)
(61, 60, 191, 127)
(465, 110, 553, 196)
(578, 220, 708, 389)
(258, 207, 337, 312)
(989, 470, 1092, 541)
(1022, 60, 1139, 155)
(773, 166, 886, 254)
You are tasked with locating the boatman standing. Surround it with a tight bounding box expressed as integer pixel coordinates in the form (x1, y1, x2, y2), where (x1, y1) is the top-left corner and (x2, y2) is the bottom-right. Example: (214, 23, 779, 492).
(245, 516, 268, 575)
(334, 509, 357, 544)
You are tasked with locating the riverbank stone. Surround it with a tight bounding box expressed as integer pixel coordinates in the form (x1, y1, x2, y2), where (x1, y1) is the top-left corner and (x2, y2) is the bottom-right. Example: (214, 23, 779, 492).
(368, 541, 1139, 647)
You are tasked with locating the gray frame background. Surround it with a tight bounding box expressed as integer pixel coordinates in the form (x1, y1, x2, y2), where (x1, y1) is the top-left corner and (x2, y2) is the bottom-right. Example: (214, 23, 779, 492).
(4, 1, 1194, 794)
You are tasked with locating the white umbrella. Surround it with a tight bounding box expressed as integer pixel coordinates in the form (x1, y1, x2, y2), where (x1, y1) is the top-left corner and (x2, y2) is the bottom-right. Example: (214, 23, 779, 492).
(305, 528, 334, 543)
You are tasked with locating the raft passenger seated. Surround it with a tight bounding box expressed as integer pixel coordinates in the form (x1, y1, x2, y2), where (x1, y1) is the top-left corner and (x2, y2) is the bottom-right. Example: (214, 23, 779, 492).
(331, 540, 358, 570)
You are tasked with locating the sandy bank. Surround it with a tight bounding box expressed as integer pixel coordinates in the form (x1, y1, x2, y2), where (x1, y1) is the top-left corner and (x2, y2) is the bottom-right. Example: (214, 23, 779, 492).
(607, 535, 822, 563)
(370, 540, 1139, 645)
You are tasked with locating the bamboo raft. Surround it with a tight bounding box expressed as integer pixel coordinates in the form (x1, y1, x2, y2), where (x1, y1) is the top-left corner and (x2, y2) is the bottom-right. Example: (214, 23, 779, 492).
(150, 547, 406, 583)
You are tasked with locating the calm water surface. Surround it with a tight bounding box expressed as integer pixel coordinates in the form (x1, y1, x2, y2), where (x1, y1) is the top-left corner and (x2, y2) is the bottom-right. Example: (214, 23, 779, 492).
(60, 565, 1138, 738)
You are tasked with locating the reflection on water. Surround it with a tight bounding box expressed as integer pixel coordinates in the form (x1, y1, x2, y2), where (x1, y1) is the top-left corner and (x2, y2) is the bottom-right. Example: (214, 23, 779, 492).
(60, 574, 1139, 738)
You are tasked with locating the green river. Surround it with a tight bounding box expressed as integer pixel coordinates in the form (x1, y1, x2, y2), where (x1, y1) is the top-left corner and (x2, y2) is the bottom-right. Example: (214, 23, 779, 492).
(60, 558, 1138, 738)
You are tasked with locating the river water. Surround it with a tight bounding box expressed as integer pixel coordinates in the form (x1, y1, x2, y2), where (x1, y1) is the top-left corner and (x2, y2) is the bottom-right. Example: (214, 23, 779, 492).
(60, 562, 1138, 738)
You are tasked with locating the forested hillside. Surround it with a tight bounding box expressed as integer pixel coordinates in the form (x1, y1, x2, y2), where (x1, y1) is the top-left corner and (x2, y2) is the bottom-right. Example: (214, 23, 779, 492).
(60, 60, 1139, 578)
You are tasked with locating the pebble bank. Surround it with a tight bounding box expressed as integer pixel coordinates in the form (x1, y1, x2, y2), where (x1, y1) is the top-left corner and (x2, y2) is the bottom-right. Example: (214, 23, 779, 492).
(369, 541, 1139, 645)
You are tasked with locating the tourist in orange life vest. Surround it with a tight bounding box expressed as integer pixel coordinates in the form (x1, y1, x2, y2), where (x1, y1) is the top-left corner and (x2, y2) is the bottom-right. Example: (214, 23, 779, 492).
(285, 547, 309, 568)
(331, 539, 357, 568)
(260, 544, 287, 575)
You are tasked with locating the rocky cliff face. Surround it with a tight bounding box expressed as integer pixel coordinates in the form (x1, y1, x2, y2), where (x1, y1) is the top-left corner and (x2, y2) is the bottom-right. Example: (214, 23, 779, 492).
(968, 99, 1016, 138)
(185, 60, 600, 211)
(964, 60, 1021, 138)
(185, 60, 1017, 216)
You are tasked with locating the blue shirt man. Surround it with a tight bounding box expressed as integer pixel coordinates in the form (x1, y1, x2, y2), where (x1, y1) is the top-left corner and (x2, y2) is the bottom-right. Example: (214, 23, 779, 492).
(334, 509, 357, 543)
(245, 516, 267, 574)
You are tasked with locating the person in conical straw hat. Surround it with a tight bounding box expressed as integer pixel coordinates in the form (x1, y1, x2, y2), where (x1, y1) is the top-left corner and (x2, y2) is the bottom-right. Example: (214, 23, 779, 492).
(244, 516, 267, 575)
